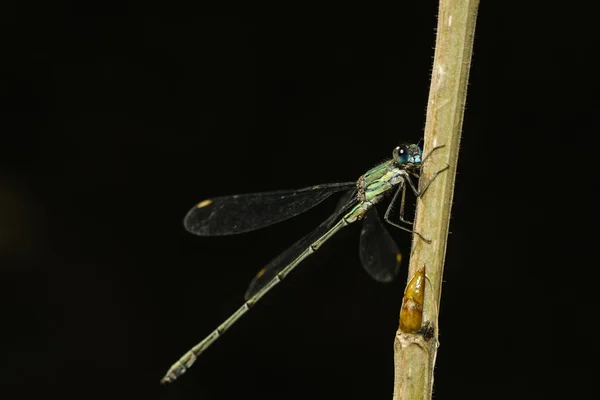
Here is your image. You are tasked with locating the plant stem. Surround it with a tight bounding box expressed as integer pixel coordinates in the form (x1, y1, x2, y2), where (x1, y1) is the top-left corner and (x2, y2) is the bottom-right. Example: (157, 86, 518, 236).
(392, 1, 480, 399)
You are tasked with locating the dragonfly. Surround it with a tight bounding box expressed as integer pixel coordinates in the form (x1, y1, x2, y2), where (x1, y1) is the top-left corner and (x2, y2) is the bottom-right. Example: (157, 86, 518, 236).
(161, 143, 447, 384)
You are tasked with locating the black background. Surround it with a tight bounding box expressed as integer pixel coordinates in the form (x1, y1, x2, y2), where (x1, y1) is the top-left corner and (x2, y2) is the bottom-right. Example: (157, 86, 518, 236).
(2, 3, 599, 400)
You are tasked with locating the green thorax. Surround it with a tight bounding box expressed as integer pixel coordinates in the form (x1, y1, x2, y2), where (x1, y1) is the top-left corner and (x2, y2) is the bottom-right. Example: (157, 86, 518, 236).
(358, 159, 400, 202)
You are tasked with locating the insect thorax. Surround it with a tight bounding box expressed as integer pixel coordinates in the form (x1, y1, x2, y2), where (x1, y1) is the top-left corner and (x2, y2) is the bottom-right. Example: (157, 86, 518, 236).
(357, 161, 406, 204)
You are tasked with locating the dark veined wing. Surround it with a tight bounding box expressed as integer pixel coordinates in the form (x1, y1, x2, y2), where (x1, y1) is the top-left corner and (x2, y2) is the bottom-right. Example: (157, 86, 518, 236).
(244, 187, 358, 300)
(184, 182, 356, 236)
(358, 207, 402, 283)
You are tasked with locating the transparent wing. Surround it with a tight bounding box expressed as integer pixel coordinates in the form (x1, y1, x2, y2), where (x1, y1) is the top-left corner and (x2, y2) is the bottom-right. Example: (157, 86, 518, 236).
(244, 188, 358, 300)
(358, 207, 402, 283)
(184, 182, 356, 236)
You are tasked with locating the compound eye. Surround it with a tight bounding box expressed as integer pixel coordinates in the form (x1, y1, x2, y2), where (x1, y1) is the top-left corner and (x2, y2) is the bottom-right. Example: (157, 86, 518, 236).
(393, 145, 409, 164)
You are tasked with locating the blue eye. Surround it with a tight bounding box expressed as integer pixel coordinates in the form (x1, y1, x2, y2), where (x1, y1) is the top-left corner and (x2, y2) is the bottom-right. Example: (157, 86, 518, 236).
(393, 145, 409, 164)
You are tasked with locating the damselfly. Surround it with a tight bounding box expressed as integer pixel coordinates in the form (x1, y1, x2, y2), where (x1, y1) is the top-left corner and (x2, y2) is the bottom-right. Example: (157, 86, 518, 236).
(161, 143, 447, 384)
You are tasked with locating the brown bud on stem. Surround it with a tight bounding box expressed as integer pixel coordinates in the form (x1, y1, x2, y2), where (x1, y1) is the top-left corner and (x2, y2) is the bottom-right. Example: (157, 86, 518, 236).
(399, 265, 426, 333)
